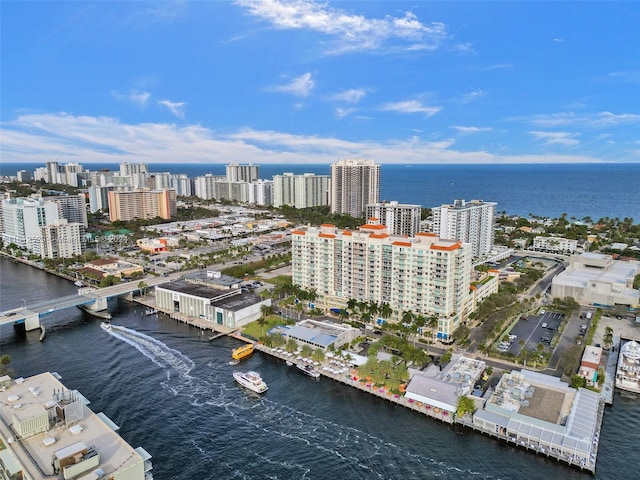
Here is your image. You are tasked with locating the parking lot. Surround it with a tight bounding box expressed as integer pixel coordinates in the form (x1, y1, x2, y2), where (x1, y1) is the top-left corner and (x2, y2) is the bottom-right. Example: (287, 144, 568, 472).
(498, 310, 565, 355)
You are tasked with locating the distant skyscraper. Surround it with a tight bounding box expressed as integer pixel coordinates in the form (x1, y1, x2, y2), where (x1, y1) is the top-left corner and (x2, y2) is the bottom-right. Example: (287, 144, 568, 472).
(108, 189, 176, 222)
(119, 162, 148, 176)
(248, 180, 273, 206)
(17, 170, 32, 182)
(273, 173, 330, 208)
(432, 199, 496, 258)
(365, 201, 421, 237)
(170, 174, 193, 197)
(226, 163, 259, 183)
(330, 159, 380, 217)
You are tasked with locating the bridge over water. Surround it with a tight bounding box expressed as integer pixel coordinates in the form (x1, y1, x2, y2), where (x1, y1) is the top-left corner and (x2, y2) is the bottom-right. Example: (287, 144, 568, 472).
(0, 272, 184, 331)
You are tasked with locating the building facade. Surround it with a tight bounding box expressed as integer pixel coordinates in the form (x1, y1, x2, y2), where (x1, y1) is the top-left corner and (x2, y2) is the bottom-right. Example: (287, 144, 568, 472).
(432, 199, 496, 258)
(108, 188, 177, 221)
(291, 222, 472, 341)
(40, 219, 86, 259)
(44, 193, 88, 227)
(273, 173, 330, 208)
(330, 159, 380, 217)
(532, 236, 578, 254)
(365, 201, 421, 237)
(1, 197, 60, 255)
(226, 163, 259, 183)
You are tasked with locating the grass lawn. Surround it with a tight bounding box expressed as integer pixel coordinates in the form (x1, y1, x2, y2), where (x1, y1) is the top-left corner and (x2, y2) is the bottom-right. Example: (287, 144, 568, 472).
(242, 315, 290, 340)
(259, 274, 291, 286)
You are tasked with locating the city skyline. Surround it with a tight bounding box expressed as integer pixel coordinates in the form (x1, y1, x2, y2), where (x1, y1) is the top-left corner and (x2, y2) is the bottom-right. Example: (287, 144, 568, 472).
(2, 1, 639, 165)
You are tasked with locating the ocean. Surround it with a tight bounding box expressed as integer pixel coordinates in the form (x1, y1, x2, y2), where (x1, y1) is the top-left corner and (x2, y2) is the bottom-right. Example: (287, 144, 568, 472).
(2, 162, 639, 222)
(1, 257, 639, 479)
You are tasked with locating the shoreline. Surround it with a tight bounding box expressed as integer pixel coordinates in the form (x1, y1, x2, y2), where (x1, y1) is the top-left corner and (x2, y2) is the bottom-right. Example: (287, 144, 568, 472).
(250, 341, 600, 474)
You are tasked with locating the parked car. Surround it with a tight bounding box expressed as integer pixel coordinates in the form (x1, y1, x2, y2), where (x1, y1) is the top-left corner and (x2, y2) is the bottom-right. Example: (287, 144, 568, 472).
(541, 337, 551, 343)
(542, 323, 548, 328)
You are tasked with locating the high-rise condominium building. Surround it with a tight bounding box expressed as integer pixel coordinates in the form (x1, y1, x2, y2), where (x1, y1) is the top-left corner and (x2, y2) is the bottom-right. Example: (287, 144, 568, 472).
(1, 197, 60, 255)
(292, 221, 472, 341)
(330, 159, 380, 217)
(365, 201, 421, 237)
(44, 193, 88, 227)
(273, 173, 330, 208)
(248, 180, 273, 206)
(226, 163, 259, 183)
(432, 199, 497, 258)
(119, 162, 149, 176)
(108, 188, 176, 222)
(41, 219, 86, 259)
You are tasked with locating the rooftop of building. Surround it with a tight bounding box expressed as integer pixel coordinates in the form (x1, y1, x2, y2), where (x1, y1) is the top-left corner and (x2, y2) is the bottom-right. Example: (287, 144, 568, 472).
(581, 346, 603, 365)
(271, 320, 355, 348)
(0, 372, 145, 479)
(487, 370, 575, 424)
(156, 279, 234, 299)
(404, 355, 486, 410)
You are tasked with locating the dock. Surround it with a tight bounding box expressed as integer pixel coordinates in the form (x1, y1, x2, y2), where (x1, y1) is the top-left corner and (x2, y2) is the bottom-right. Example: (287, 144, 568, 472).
(253, 343, 454, 424)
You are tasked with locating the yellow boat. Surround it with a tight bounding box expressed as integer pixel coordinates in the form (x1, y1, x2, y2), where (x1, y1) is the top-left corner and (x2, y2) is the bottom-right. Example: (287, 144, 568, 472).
(232, 343, 254, 360)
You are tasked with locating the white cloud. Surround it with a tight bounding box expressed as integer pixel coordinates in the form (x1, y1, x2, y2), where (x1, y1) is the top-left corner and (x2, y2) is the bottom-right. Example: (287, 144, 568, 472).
(1, 112, 614, 166)
(129, 90, 151, 107)
(158, 99, 186, 119)
(381, 100, 441, 116)
(331, 88, 367, 104)
(336, 107, 357, 119)
(606, 70, 640, 83)
(235, 0, 448, 54)
(452, 126, 493, 133)
(529, 131, 580, 147)
(112, 90, 151, 107)
(553, 37, 564, 42)
(274, 72, 315, 97)
(461, 89, 486, 103)
(522, 111, 640, 128)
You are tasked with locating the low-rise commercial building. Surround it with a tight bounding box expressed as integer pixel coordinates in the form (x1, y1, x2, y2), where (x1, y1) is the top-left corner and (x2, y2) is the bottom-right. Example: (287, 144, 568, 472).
(550, 253, 640, 307)
(80, 258, 144, 279)
(578, 346, 603, 387)
(155, 270, 270, 329)
(404, 355, 486, 414)
(269, 319, 359, 351)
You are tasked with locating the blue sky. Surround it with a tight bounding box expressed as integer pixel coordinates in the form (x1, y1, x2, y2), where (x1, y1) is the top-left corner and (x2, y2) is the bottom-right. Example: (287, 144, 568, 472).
(1, 1, 639, 165)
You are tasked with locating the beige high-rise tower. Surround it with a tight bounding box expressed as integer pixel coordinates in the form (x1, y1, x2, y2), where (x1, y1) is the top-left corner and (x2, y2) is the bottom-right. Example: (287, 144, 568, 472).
(330, 159, 380, 218)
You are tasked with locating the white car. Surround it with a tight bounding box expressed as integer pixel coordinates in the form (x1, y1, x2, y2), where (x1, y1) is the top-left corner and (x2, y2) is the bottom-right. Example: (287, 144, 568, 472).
(541, 323, 547, 328)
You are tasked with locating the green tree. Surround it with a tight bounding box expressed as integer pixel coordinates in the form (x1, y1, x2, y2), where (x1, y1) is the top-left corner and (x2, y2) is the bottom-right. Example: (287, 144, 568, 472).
(285, 338, 298, 353)
(138, 281, 148, 298)
(457, 396, 476, 417)
(311, 348, 325, 364)
(603, 326, 614, 350)
(301, 345, 313, 358)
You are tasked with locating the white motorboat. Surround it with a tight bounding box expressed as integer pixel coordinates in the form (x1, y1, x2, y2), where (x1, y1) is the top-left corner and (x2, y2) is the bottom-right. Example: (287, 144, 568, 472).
(296, 363, 320, 378)
(74, 281, 83, 287)
(233, 371, 268, 394)
(285, 360, 294, 367)
(100, 322, 111, 331)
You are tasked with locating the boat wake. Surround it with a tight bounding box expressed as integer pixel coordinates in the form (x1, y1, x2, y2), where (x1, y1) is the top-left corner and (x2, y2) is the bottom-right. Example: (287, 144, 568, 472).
(107, 325, 195, 377)
(104, 325, 489, 479)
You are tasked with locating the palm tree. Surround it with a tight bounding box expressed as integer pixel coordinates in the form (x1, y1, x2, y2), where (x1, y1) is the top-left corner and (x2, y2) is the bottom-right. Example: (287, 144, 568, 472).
(347, 298, 359, 317)
(301, 345, 313, 358)
(138, 281, 148, 298)
(285, 338, 298, 353)
(379, 302, 393, 321)
(256, 316, 268, 336)
(311, 348, 325, 364)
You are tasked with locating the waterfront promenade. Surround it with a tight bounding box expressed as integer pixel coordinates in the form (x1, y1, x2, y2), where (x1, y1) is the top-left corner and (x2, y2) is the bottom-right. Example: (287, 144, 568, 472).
(252, 342, 455, 424)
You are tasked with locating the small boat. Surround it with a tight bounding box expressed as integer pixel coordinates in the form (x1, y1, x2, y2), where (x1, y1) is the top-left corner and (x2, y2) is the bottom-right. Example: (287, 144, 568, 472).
(74, 281, 83, 287)
(232, 343, 255, 360)
(100, 322, 111, 331)
(145, 308, 157, 316)
(286, 360, 293, 366)
(228, 359, 240, 366)
(296, 363, 320, 378)
(233, 371, 268, 394)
